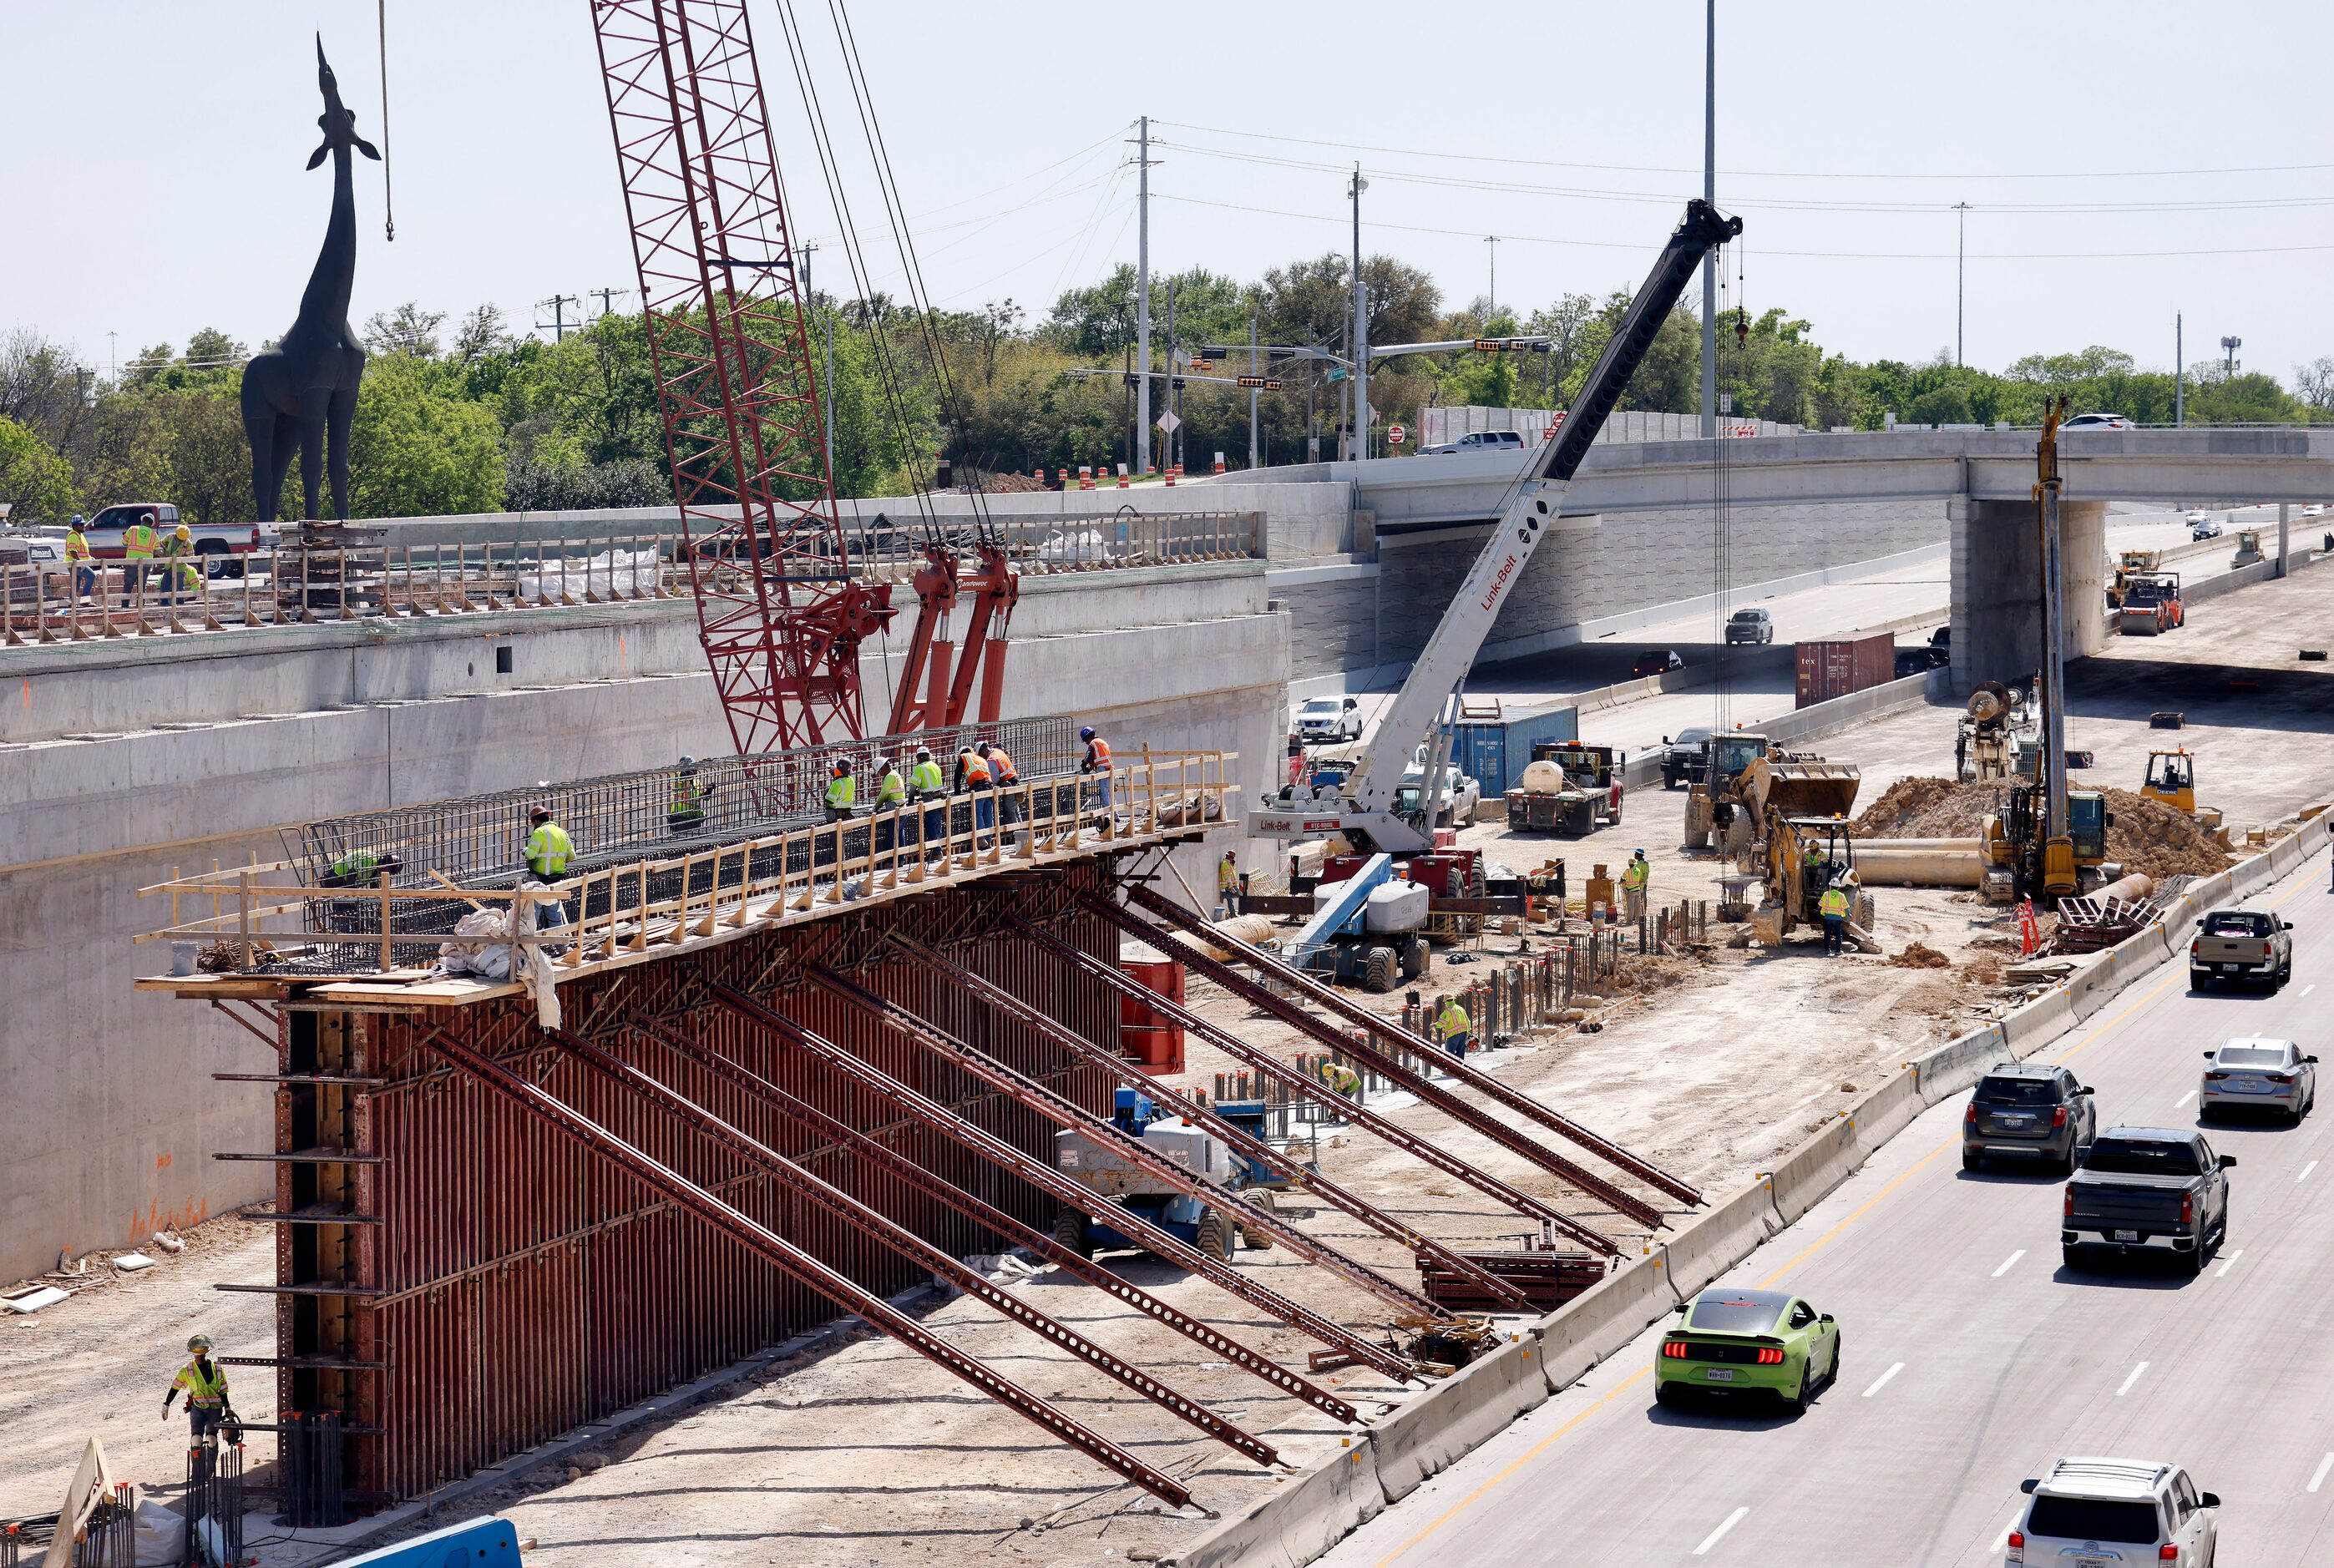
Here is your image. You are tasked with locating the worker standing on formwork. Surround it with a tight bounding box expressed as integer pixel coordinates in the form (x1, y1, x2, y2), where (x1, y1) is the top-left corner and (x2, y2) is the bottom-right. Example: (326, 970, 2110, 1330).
(667, 756, 715, 837)
(159, 524, 200, 604)
(1433, 994, 1471, 1060)
(823, 759, 856, 823)
(870, 756, 907, 852)
(1820, 879, 1850, 958)
(163, 1334, 235, 1441)
(908, 745, 946, 851)
(524, 807, 572, 882)
(1621, 849, 1650, 924)
(66, 517, 96, 601)
(1079, 725, 1113, 818)
(954, 746, 993, 836)
(981, 741, 1020, 831)
(120, 510, 159, 591)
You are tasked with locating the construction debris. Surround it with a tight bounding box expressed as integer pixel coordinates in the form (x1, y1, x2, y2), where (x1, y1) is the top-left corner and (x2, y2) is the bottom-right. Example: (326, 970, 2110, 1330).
(1890, 942, 1951, 969)
(1850, 776, 2233, 880)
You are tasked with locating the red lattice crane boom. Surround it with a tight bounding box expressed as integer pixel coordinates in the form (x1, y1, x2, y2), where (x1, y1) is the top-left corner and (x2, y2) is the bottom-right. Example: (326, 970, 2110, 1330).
(593, 0, 890, 754)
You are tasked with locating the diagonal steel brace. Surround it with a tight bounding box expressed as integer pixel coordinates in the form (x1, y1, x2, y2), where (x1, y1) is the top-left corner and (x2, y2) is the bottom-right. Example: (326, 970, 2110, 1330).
(635, 1019, 1358, 1424)
(891, 931, 1523, 1311)
(412, 1022, 1193, 1509)
(1004, 915, 1614, 1257)
(711, 982, 1414, 1383)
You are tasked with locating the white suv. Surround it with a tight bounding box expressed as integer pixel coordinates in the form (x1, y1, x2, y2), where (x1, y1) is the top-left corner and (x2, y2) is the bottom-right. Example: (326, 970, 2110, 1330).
(2010, 1457, 2219, 1565)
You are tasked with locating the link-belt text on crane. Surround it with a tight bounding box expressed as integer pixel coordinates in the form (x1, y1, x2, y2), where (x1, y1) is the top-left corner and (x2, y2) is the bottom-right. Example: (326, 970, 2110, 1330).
(1480, 551, 1521, 611)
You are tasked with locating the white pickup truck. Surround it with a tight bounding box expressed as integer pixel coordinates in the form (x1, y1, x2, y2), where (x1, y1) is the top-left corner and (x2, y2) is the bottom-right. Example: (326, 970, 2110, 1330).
(79, 502, 276, 577)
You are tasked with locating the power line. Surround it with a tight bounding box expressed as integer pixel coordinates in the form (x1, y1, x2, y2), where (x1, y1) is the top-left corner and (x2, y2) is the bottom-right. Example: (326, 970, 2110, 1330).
(534, 295, 580, 341)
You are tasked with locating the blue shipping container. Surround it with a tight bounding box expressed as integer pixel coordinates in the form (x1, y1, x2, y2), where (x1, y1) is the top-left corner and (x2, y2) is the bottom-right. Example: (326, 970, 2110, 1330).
(1449, 705, 1581, 796)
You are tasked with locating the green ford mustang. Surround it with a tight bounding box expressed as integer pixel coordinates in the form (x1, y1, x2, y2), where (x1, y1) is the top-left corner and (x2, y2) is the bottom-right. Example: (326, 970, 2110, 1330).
(1654, 1287, 1840, 1413)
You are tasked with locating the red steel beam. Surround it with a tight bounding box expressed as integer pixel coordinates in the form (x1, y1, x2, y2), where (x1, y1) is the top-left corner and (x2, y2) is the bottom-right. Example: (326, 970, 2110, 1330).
(800, 962, 1437, 1318)
(709, 983, 1414, 1383)
(635, 1019, 1359, 1424)
(1086, 892, 1668, 1231)
(413, 1022, 1192, 1507)
(1124, 883, 1703, 1210)
(542, 1027, 1278, 1468)
(1003, 916, 1613, 1257)
(890, 933, 1526, 1311)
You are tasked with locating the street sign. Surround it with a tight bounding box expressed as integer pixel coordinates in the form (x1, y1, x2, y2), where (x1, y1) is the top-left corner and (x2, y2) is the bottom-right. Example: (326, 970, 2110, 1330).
(1156, 410, 1182, 434)
(1326, 367, 1348, 382)
(1387, 424, 1406, 446)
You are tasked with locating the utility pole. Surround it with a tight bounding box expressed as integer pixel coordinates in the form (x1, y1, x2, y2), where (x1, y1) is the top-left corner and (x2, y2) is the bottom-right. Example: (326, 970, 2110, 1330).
(1699, 0, 1717, 439)
(1350, 165, 1370, 462)
(1952, 202, 1972, 366)
(108, 330, 118, 383)
(1133, 117, 1156, 475)
(2175, 313, 2185, 427)
(1248, 307, 1260, 470)
(535, 295, 580, 341)
(1166, 281, 1179, 472)
(589, 286, 628, 317)
(2221, 334, 2241, 377)
(1485, 235, 1498, 316)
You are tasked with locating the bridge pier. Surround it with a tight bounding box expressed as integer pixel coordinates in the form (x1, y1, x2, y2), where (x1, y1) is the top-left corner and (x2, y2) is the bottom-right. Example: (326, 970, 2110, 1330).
(1949, 498, 2105, 695)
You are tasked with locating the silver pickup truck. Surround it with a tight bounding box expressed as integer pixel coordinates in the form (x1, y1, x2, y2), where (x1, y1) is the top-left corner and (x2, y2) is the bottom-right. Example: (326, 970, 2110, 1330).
(2188, 906, 2293, 991)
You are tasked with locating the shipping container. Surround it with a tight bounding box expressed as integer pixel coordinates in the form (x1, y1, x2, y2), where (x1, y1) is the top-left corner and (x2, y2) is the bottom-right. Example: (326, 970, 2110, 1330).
(1448, 703, 1581, 795)
(1116, 946, 1186, 1072)
(1795, 633, 1895, 708)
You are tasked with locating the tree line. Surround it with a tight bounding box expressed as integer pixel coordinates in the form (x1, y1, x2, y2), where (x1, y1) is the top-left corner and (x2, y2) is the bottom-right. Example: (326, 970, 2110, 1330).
(3, 258, 2328, 526)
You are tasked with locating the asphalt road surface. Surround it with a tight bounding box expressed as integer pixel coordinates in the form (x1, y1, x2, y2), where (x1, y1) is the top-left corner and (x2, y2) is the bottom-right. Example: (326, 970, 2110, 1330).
(1323, 844, 2334, 1567)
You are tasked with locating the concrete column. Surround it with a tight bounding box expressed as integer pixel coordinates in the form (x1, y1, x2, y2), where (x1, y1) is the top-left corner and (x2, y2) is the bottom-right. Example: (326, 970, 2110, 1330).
(1951, 498, 2104, 694)
(2278, 502, 2290, 579)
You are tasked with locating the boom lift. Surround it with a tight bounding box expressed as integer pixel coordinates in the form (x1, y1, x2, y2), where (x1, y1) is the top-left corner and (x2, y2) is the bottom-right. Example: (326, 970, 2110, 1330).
(1249, 200, 1743, 854)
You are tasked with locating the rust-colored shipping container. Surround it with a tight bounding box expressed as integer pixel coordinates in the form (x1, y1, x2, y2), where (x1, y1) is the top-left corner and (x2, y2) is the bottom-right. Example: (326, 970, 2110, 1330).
(1795, 633, 1894, 708)
(1116, 947, 1186, 1072)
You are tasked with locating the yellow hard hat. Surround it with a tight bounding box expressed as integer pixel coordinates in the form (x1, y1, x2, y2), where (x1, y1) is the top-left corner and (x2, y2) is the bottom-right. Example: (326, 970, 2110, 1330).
(187, 1333, 213, 1353)
(175, 524, 191, 539)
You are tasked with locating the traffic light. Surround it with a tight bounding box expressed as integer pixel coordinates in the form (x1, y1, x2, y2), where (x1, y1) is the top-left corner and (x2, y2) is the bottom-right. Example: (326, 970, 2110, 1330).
(1188, 357, 1215, 372)
(1237, 376, 1282, 390)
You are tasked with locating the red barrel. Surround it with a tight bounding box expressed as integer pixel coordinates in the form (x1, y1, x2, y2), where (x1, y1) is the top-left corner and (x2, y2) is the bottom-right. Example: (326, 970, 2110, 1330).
(1118, 952, 1186, 1072)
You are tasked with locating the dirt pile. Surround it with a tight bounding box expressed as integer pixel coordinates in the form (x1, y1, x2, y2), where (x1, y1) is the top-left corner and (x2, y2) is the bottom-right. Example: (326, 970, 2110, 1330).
(1849, 776, 2233, 880)
(1890, 941, 1950, 969)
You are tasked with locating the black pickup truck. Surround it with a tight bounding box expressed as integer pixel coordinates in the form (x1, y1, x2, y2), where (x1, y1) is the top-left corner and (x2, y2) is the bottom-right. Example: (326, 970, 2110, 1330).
(2062, 1126, 2234, 1277)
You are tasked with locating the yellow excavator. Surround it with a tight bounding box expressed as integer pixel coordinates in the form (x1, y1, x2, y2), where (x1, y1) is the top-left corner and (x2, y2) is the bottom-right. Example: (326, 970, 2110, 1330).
(2140, 748, 2195, 814)
(1734, 754, 1876, 947)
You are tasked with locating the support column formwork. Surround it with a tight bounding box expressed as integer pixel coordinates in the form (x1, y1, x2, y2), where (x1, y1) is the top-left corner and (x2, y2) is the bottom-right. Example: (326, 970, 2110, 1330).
(1950, 497, 2106, 695)
(276, 861, 1122, 1506)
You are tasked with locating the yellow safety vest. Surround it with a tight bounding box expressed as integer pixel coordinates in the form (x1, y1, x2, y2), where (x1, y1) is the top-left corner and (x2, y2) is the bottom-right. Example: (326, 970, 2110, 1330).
(671, 776, 704, 818)
(172, 1358, 230, 1408)
(875, 771, 907, 806)
(1321, 1061, 1361, 1095)
(824, 774, 856, 809)
(1622, 859, 1648, 893)
(525, 822, 573, 876)
(161, 534, 192, 559)
(123, 524, 158, 560)
(1820, 888, 1850, 919)
(1219, 860, 1239, 893)
(65, 530, 90, 563)
(908, 759, 945, 795)
(1435, 1002, 1471, 1039)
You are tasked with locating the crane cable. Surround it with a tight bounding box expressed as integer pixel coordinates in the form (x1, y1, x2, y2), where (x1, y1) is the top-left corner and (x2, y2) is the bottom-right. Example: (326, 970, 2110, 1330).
(377, 0, 394, 241)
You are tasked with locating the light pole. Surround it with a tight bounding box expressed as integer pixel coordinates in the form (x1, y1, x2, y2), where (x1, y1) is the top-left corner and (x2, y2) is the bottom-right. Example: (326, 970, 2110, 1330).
(1350, 168, 1370, 460)
(1698, 0, 1717, 439)
(2221, 335, 2241, 377)
(2175, 313, 2184, 427)
(1952, 202, 1972, 367)
(1132, 117, 1157, 475)
(1485, 235, 1499, 316)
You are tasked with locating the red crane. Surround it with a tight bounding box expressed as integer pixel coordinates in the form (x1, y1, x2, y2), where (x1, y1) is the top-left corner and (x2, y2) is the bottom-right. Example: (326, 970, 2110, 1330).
(592, 0, 891, 755)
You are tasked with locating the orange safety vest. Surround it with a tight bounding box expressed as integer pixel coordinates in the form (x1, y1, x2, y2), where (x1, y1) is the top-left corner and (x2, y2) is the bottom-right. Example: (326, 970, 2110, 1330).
(959, 751, 991, 787)
(1083, 737, 1112, 771)
(984, 746, 1018, 784)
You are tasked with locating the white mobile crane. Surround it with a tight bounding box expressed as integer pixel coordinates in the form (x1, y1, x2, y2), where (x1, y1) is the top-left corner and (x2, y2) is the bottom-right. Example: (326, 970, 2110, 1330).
(1250, 200, 1744, 855)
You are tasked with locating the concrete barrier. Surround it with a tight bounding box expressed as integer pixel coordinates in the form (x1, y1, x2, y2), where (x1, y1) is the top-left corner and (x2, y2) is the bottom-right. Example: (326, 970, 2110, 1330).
(1912, 1021, 2013, 1104)
(2002, 987, 2078, 1054)
(1535, 1257, 1672, 1394)
(1856, 1069, 1924, 1146)
(1766, 1113, 1865, 1227)
(1371, 1335, 1547, 1504)
(1169, 1437, 1385, 1568)
(1654, 1179, 1780, 1302)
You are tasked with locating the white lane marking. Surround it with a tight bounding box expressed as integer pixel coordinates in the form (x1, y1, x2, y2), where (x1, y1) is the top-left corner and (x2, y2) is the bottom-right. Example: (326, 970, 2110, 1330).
(2117, 1361, 2149, 1397)
(2311, 1452, 2334, 1494)
(2217, 1248, 2245, 1278)
(1991, 1515, 2020, 1552)
(2175, 1089, 2197, 1108)
(1992, 1249, 2026, 1278)
(2300, 1161, 2321, 1185)
(1861, 1361, 1905, 1399)
(1693, 1506, 1749, 1556)
(2304, 984, 2318, 997)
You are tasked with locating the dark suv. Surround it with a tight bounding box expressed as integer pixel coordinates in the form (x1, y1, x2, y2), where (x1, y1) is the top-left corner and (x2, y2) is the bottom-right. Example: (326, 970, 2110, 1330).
(1963, 1064, 2097, 1174)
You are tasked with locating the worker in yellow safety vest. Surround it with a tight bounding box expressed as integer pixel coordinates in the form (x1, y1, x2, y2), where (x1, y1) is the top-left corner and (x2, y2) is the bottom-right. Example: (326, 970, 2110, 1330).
(1819, 880, 1850, 958)
(163, 1333, 235, 1439)
(159, 523, 200, 603)
(667, 756, 715, 836)
(1621, 849, 1649, 923)
(121, 511, 160, 590)
(823, 759, 856, 822)
(1217, 851, 1241, 920)
(524, 807, 573, 881)
(873, 756, 908, 808)
(1319, 1059, 1361, 1099)
(1433, 994, 1471, 1060)
(65, 517, 97, 599)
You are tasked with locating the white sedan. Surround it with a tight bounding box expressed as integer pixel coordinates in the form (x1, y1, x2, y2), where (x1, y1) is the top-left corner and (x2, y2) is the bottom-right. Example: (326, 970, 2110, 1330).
(2200, 1036, 2317, 1122)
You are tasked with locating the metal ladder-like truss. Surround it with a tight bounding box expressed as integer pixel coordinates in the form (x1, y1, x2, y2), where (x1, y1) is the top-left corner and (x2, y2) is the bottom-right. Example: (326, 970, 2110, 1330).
(593, 0, 891, 754)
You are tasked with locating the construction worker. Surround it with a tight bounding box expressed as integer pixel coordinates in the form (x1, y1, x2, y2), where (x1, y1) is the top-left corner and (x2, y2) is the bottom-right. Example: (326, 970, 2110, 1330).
(65, 516, 96, 599)
(981, 741, 1020, 829)
(823, 758, 856, 822)
(1217, 850, 1241, 920)
(872, 756, 908, 810)
(120, 509, 159, 591)
(1432, 994, 1471, 1061)
(159, 523, 200, 604)
(1819, 878, 1850, 957)
(954, 746, 993, 834)
(524, 806, 572, 882)
(1621, 849, 1650, 923)
(322, 848, 404, 888)
(908, 745, 946, 849)
(164, 1333, 234, 1440)
(1319, 1057, 1361, 1100)
(1079, 725, 1113, 817)
(667, 756, 716, 836)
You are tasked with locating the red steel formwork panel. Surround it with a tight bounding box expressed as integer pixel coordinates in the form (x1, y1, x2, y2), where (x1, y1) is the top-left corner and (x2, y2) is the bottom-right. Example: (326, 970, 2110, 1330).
(593, 0, 890, 754)
(285, 865, 1122, 1505)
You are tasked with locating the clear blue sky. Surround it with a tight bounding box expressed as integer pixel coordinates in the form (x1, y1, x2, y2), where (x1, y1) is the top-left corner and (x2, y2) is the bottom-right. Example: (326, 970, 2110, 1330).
(3, 1, 2327, 382)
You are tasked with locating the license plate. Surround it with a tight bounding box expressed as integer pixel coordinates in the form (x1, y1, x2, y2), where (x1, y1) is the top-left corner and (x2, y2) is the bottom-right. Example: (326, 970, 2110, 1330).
(2114, 1229, 2140, 1242)
(2075, 1557, 2113, 1568)
(1702, 1368, 1735, 1382)
(1999, 1115, 2031, 1128)
(2221, 963, 2243, 973)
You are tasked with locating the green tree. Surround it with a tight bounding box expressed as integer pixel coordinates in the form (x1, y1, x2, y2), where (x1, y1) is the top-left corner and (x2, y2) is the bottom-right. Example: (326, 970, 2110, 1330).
(347, 357, 504, 518)
(0, 414, 75, 522)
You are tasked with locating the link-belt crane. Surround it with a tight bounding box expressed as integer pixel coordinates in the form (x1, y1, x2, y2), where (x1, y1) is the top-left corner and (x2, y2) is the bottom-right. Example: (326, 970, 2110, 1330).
(1248, 199, 1743, 854)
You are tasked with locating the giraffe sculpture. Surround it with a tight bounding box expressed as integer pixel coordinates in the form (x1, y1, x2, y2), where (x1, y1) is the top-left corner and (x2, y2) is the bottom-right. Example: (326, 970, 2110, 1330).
(240, 38, 378, 524)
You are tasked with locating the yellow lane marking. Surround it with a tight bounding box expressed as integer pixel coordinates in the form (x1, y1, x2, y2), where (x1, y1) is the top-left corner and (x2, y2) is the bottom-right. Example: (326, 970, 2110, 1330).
(1757, 1137, 1957, 1287)
(1374, 1368, 1650, 1567)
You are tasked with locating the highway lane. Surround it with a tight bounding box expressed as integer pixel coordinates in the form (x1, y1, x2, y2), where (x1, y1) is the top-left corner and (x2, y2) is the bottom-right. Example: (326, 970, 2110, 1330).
(1323, 847, 2334, 1567)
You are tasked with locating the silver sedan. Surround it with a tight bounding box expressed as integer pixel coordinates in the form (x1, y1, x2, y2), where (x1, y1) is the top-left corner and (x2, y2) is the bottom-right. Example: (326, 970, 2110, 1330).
(2200, 1037, 2319, 1122)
